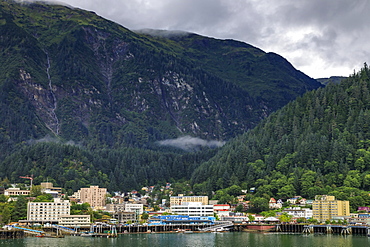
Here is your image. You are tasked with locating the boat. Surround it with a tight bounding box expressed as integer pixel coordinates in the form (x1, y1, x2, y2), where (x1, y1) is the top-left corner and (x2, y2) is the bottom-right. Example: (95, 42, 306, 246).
(80, 231, 96, 237)
(244, 224, 276, 232)
(176, 228, 193, 234)
(213, 227, 229, 232)
(35, 234, 64, 238)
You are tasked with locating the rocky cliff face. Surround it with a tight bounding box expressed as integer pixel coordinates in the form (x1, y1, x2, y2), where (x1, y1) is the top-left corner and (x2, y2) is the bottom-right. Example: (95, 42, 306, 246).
(0, 1, 321, 149)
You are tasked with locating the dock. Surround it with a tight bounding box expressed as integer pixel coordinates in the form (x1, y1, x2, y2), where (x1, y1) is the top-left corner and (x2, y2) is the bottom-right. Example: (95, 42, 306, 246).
(0, 229, 25, 239)
(2, 223, 370, 239)
(276, 224, 369, 235)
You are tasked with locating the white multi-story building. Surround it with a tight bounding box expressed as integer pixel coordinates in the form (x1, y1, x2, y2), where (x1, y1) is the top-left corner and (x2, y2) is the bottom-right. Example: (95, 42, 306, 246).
(125, 204, 144, 215)
(27, 198, 70, 223)
(282, 207, 313, 218)
(171, 202, 214, 216)
(58, 215, 91, 227)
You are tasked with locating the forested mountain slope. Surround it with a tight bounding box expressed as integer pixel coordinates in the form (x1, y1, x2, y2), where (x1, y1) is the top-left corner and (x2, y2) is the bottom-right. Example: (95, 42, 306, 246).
(0, 0, 321, 191)
(191, 65, 370, 210)
(0, 0, 320, 151)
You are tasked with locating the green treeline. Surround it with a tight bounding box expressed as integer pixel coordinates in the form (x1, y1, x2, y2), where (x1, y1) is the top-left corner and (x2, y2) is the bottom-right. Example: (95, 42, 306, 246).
(191, 64, 370, 210)
(0, 141, 217, 195)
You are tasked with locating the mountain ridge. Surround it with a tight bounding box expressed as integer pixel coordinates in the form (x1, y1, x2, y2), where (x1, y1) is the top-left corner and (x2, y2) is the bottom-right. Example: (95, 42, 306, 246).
(0, 0, 323, 191)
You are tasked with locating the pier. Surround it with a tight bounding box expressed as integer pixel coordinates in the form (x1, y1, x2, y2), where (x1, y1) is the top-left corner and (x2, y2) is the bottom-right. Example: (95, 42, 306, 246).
(2, 223, 370, 239)
(0, 230, 25, 239)
(276, 224, 369, 235)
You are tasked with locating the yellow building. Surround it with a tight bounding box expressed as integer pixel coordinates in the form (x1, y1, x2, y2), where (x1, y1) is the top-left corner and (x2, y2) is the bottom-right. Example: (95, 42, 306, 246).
(312, 195, 350, 222)
(170, 194, 208, 206)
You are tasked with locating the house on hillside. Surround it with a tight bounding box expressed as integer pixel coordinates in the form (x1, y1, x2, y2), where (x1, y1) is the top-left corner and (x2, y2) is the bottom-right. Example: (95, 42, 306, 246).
(287, 196, 302, 205)
(269, 198, 283, 209)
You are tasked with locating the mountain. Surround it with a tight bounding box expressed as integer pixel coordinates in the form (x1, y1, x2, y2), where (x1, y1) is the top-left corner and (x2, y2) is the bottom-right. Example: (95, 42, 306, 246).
(0, 0, 321, 150)
(0, 0, 322, 191)
(190, 65, 370, 210)
(316, 76, 347, 86)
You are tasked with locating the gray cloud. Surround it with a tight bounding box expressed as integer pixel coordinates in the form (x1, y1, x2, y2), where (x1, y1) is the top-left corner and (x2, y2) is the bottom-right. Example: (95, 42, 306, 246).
(157, 136, 225, 151)
(27, 135, 81, 147)
(44, 0, 370, 78)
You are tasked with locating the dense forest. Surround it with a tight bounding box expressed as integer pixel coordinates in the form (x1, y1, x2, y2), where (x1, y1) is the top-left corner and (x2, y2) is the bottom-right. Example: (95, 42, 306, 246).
(191, 64, 370, 211)
(2, 65, 370, 213)
(0, 141, 217, 195)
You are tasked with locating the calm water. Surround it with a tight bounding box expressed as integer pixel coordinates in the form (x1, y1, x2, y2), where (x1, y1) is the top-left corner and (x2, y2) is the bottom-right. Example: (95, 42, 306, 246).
(1, 232, 370, 247)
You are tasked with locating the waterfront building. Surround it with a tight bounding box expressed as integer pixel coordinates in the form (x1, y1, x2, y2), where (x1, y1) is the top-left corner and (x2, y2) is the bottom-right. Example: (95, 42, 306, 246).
(79, 186, 107, 208)
(112, 211, 136, 223)
(282, 207, 313, 218)
(312, 195, 350, 222)
(171, 202, 214, 216)
(221, 215, 249, 223)
(214, 204, 231, 217)
(27, 198, 70, 224)
(348, 213, 370, 225)
(58, 215, 91, 227)
(149, 215, 215, 225)
(170, 194, 208, 206)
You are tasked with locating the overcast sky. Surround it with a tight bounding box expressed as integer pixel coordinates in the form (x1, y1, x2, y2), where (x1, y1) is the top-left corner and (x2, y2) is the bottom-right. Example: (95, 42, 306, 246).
(46, 0, 370, 79)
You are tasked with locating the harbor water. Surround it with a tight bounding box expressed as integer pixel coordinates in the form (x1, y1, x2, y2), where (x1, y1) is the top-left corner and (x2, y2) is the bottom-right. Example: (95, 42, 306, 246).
(1, 232, 370, 247)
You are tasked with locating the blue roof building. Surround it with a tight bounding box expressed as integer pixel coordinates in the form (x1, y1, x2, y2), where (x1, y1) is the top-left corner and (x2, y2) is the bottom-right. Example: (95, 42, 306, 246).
(148, 215, 216, 226)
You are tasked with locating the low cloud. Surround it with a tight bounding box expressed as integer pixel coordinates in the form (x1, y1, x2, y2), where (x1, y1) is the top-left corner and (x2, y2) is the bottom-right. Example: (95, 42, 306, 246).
(135, 29, 191, 38)
(157, 135, 226, 151)
(46, 0, 370, 78)
(27, 135, 80, 147)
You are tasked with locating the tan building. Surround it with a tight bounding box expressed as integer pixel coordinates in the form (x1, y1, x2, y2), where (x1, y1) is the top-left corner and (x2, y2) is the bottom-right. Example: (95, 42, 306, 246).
(170, 194, 208, 206)
(40, 182, 62, 193)
(106, 203, 127, 212)
(112, 211, 136, 223)
(4, 188, 30, 196)
(40, 182, 63, 198)
(312, 195, 350, 222)
(79, 186, 107, 208)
